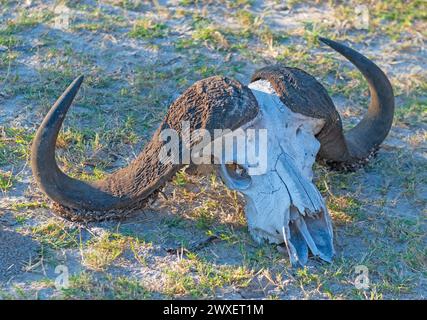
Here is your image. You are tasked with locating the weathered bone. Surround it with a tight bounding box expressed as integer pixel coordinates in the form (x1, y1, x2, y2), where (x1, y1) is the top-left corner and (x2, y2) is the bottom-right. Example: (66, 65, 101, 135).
(218, 80, 333, 265)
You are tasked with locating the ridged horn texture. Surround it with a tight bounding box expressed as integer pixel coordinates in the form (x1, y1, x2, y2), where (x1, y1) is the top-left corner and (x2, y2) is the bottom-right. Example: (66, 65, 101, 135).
(31, 76, 259, 219)
(251, 37, 395, 166)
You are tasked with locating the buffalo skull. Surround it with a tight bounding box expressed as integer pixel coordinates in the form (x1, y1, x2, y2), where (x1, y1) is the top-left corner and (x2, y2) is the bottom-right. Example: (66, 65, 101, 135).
(31, 38, 394, 265)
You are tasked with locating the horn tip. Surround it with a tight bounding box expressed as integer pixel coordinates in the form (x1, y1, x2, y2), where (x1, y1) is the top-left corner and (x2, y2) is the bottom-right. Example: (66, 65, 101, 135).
(318, 37, 333, 46)
(74, 74, 84, 87)
(318, 37, 349, 56)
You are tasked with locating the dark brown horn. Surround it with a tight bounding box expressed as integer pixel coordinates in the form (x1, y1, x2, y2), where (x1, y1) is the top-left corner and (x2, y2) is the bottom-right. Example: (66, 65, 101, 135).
(31, 75, 141, 213)
(250, 38, 395, 166)
(317, 37, 395, 163)
(31, 75, 258, 219)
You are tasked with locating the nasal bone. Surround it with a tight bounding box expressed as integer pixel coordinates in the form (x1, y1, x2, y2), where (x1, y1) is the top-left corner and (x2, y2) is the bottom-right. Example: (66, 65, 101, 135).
(275, 153, 335, 265)
(275, 152, 324, 215)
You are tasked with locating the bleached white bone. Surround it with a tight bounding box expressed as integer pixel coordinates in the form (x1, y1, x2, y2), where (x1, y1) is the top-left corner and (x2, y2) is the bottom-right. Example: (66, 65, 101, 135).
(218, 80, 334, 266)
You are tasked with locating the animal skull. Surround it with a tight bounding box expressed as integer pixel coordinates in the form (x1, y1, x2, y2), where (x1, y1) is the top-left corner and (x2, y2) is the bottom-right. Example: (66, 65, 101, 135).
(218, 80, 333, 265)
(30, 38, 395, 265)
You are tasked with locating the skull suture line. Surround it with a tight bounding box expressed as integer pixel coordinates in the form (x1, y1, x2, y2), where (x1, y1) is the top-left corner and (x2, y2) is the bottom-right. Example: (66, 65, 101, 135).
(31, 38, 394, 265)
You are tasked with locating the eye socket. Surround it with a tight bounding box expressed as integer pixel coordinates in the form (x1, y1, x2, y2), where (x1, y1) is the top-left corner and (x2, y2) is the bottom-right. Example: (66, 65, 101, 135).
(220, 162, 251, 190)
(226, 163, 248, 179)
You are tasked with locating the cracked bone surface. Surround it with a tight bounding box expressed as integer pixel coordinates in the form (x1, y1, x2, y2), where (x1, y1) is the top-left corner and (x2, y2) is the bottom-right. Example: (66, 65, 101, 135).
(218, 80, 334, 266)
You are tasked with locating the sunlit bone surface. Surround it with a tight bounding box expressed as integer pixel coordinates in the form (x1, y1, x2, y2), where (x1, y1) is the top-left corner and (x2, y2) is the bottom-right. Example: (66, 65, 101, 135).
(218, 80, 334, 266)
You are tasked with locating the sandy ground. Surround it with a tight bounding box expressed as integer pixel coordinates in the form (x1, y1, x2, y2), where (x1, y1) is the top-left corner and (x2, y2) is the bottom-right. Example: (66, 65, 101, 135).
(0, 229, 39, 282)
(0, 0, 426, 299)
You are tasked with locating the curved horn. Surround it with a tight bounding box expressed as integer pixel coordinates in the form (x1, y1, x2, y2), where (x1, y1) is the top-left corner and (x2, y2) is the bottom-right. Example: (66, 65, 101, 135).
(318, 37, 395, 162)
(31, 75, 259, 217)
(31, 75, 150, 212)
